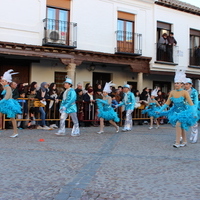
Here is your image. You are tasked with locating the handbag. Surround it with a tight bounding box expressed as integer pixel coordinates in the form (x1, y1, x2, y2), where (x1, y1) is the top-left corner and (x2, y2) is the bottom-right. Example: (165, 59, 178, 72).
(34, 100, 45, 107)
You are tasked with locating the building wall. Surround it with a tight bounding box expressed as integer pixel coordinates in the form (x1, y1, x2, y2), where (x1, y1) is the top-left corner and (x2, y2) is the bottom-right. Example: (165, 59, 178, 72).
(152, 4, 200, 74)
(72, 0, 154, 56)
(0, 0, 45, 45)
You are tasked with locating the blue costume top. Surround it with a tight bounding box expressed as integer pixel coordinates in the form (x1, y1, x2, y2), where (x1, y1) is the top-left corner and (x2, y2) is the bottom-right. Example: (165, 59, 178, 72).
(187, 87, 198, 108)
(160, 95, 197, 131)
(96, 98, 120, 122)
(118, 91, 135, 110)
(0, 85, 22, 118)
(142, 101, 160, 118)
(60, 88, 77, 114)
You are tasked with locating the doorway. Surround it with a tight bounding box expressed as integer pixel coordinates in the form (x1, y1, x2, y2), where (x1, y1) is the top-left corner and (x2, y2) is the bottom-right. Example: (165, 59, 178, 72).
(93, 72, 111, 90)
(127, 81, 137, 92)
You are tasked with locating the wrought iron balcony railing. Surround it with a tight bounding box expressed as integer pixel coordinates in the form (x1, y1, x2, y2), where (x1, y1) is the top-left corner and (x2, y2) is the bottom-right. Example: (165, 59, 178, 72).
(189, 47, 200, 66)
(43, 18, 77, 48)
(115, 31, 142, 55)
(155, 43, 179, 64)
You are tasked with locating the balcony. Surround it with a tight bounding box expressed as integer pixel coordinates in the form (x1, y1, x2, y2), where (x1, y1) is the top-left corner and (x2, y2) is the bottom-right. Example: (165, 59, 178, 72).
(189, 47, 200, 67)
(155, 43, 179, 65)
(115, 31, 142, 55)
(43, 18, 77, 48)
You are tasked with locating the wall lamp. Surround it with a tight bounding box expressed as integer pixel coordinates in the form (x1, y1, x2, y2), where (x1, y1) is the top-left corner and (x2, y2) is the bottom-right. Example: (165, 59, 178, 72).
(86, 62, 96, 71)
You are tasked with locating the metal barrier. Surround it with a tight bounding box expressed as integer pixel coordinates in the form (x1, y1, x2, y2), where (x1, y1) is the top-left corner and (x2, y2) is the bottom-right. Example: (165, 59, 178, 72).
(1, 98, 71, 130)
(0, 99, 150, 129)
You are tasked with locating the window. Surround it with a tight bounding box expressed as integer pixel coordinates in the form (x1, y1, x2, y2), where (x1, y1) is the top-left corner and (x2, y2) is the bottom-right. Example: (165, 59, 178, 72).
(116, 11, 135, 53)
(47, 7, 69, 32)
(190, 29, 200, 66)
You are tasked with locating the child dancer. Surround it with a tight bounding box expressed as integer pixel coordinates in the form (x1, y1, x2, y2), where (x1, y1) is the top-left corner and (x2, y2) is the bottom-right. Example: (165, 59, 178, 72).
(96, 82, 119, 134)
(142, 87, 160, 129)
(0, 70, 22, 137)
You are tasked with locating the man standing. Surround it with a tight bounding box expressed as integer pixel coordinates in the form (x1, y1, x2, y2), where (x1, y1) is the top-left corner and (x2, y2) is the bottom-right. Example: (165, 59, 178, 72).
(55, 77, 80, 136)
(10, 82, 19, 99)
(184, 78, 198, 143)
(167, 32, 177, 62)
(117, 84, 135, 131)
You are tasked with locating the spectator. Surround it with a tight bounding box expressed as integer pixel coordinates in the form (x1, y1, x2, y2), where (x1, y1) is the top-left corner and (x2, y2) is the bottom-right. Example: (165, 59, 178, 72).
(75, 82, 83, 94)
(17, 91, 28, 129)
(36, 82, 52, 130)
(76, 89, 84, 123)
(83, 88, 95, 126)
(27, 81, 37, 94)
(140, 87, 150, 102)
(83, 83, 91, 94)
(27, 88, 37, 129)
(48, 83, 58, 129)
(10, 82, 19, 99)
(94, 89, 103, 100)
(157, 33, 168, 61)
(167, 32, 177, 62)
(111, 94, 119, 108)
(115, 89, 122, 102)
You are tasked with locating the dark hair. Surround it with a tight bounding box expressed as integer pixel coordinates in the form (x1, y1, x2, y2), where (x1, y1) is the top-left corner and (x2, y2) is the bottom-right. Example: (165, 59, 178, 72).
(49, 82, 58, 95)
(30, 81, 37, 89)
(85, 83, 90, 90)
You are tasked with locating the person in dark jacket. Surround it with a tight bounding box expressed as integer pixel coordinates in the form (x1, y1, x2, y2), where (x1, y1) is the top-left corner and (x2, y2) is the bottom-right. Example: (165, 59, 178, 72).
(10, 82, 19, 99)
(167, 32, 177, 62)
(36, 82, 53, 130)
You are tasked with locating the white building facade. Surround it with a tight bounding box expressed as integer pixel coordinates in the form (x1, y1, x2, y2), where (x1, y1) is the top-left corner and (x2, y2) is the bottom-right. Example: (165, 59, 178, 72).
(0, 0, 200, 93)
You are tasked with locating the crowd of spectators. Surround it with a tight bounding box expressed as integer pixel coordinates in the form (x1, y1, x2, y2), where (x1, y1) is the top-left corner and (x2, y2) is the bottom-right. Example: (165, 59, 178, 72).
(0, 81, 170, 129)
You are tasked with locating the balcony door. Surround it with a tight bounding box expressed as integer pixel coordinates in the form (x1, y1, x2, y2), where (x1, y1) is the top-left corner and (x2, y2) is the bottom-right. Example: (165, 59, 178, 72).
(46, 7, 69, 45)
(117, 19, 134, 53)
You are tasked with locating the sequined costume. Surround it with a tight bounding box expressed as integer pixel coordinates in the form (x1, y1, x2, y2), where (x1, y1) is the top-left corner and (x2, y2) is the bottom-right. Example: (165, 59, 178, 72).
(142, 102, 160, 118)
(57, 87, 80, 136)
(96, 98, 119, 122)
(186, 87, 199, 143)
(118, 91, 135, 131)
(159, 94, 197, 131)
(0, 85, 22, 118)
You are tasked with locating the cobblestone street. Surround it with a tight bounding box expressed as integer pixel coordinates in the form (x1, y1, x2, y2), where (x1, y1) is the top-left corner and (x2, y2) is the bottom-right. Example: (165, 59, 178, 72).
(0, 124, 200, 200)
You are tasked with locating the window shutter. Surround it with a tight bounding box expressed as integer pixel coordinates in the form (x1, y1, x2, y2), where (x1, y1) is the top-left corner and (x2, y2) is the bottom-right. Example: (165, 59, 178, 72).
(47, 0, 71, 9)
(118, 11, 135, 21)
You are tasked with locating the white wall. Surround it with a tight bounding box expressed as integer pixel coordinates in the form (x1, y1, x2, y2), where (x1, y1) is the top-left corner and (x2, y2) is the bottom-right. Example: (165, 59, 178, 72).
(152, 4, 200, 74)
(30, 59, 67, 85)
(72, 0, 154, 56)
(0, 0, 45, 45)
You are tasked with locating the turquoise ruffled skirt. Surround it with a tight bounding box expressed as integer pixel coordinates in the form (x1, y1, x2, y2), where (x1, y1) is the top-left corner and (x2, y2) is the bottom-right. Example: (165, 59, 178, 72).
(97, 101, 120, 122)
(0, 99, 22, 118)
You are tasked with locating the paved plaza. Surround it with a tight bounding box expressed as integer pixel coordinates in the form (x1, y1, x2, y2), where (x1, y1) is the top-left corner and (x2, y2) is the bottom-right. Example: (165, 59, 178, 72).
(0, 124, 200, 200)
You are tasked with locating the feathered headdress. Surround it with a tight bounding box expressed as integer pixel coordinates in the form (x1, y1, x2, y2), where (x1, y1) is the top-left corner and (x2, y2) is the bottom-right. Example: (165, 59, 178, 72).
(174, 68, 186, 83)
(103, 81, 115, 93)
(1, 69, 18, 83)
(151, 87, 159, 97)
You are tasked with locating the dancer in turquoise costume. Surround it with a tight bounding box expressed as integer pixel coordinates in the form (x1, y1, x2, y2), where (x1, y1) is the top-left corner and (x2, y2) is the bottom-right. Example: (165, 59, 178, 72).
(142, 87, 160, 130)
(0, 69, 22, 138)
(55, 77, 80, 136)
(117, 84, 135, 131)
(158, 69, 198, 148)
(184, 78, 199, 143)
(96, 82, 119, 134)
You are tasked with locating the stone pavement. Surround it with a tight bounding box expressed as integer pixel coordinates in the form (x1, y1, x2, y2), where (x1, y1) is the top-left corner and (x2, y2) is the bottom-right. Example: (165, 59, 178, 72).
(0, 124, 200, 200)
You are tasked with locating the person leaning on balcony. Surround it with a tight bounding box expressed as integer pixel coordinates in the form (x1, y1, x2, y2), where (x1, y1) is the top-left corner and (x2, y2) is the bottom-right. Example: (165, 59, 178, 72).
(157, 33, 168, 61)
(55, 77, 80, 136)
(167, 32, 177, 62)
